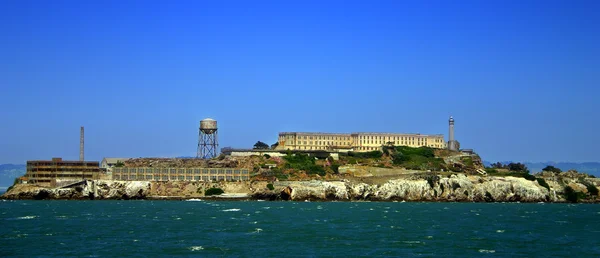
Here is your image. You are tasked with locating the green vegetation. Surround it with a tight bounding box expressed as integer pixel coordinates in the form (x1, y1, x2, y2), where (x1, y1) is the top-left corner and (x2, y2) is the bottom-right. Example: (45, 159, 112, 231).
(523, 173, 536, 181)
(253, 141, 269, 149)
(347, 151, 383, 159)
(115, 161, 125, 167)
(484, 168, 498, 174)
(461, 157, 474, 167)
(270, 142, 279, 149)
(580, 181, 599, 196)
(205, 188, 224, 196)
(267, 183, 275, 191)
(391, 146, 444, 171)
(586, 184, 598, 196)
(283, 153, 325, 176)
(542, 165, 562, 173)
(331, 164, 340, 174)
(263, 154, 271, 159)
(267, 168, 289, 180)
(563, 186, 585, 203)
(536, 178, 550, 191)
(489, 162, 529, 173)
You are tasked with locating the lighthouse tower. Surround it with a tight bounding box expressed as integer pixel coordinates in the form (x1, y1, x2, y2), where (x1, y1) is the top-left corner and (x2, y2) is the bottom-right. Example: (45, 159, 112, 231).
(448, 116, 459, 151)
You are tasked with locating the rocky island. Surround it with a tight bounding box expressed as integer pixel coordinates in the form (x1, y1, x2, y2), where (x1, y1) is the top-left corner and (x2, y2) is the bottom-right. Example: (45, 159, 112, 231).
(3, 146, 599, 203)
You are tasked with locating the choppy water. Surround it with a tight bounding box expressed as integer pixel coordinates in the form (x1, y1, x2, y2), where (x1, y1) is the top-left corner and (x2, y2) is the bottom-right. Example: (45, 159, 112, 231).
(1, 200, 599, 257)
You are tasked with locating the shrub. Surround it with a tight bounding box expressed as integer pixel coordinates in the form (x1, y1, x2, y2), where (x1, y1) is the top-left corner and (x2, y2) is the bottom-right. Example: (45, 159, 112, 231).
(267, 183, 275, 191)
(485, 168, 498, 174)
(507, 162, 529, 173)
(542, 165, 562, 173)
(205, 188, 224, 196)
(523, 173, 536, 181)
(563, 186, 585, 203)
(536, 178, 550, 191)
(331, 164, 340, 174)
(585, 183, 599, 196)
(263, 154, 271, 159)
(347, 151, 383, 159)
(461, 157, 474, 167)
(283, 153, 326, 176)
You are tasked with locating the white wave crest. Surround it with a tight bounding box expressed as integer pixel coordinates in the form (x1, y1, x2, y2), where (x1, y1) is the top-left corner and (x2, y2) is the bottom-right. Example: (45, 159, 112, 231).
(479, 249, 496, 253)
(189, 246, 204, 251)
(186, 199, 204, 202)
(17, 216, 37, 220)
(222, 208, 240, 212)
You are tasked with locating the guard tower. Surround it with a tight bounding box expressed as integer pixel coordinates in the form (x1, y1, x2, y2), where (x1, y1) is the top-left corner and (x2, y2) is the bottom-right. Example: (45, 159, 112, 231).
(197, 118, 219, 159)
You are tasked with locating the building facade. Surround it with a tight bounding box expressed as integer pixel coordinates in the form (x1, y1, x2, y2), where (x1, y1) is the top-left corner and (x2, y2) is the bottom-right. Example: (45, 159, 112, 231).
(276, 132, 446, 152)
(25, 158, 103, 187)
(111, 167, 250, 182)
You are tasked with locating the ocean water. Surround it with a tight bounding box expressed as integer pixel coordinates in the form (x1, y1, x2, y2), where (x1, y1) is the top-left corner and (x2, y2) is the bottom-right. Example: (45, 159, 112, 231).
(1, 200, 599, 257)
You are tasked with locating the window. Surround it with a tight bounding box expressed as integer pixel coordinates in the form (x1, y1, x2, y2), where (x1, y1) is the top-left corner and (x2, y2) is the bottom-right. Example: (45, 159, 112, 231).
(210, 169, 217, 174)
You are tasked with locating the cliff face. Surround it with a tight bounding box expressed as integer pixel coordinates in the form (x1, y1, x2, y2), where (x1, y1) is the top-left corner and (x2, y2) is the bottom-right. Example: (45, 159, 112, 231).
(270, 174, 553, 202)
(1, 180, 151, 200)
(1, 174, 596, 202)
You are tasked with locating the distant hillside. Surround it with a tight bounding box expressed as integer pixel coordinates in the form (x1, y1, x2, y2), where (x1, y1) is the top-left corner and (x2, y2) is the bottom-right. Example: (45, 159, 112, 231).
(0, 164, 26, 187)
(484, 161, 600, 176)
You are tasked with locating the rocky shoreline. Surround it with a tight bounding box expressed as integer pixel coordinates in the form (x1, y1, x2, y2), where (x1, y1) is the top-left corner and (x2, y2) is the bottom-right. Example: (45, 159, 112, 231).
(2, 173, 598, 203)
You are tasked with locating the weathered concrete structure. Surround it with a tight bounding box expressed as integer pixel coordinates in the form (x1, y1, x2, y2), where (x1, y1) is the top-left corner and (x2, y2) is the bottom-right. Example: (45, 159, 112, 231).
(111, 167, 250, 182)
(25, 158, 104, 187)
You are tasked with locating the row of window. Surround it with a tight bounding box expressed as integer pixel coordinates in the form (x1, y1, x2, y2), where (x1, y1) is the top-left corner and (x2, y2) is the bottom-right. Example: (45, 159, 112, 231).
(113, 175, 250, 181)
(285, 135, 351, 141)
(112, 168, 249, 174)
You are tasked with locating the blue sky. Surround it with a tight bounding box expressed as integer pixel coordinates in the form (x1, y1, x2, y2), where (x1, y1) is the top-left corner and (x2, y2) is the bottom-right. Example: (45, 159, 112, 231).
(1, 0, 598, 164)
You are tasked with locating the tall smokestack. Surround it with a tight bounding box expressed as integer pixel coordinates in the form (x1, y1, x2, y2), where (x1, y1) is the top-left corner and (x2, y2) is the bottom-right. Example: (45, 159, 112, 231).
(80, 126, 84, 161)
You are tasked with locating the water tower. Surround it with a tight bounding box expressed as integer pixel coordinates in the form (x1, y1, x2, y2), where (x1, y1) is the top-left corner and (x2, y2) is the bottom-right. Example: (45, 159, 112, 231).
(197, 118, 219, 159)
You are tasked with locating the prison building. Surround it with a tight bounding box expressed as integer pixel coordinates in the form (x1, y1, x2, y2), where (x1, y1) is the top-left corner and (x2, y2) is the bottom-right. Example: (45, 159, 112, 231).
(25, 158, 103, 187)
(277, 132, 446, 152)
(111, 167, 251, 182)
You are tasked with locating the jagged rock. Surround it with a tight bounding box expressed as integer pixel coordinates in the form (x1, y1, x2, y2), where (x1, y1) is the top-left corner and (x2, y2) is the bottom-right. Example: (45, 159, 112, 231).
(2, 173, 596, 202)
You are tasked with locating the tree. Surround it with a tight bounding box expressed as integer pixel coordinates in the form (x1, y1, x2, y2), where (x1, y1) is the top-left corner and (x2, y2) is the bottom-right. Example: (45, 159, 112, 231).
(253, 141, 269, 150)
(115, 161, 125, 167)
(542, 165, 562, 173)
(507, 162, 528, 173)
(490, 162, 505, 169)
(271, 142, 279, 149)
